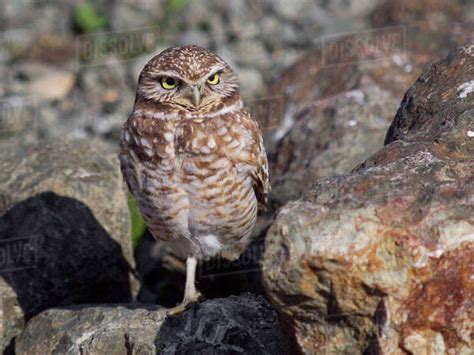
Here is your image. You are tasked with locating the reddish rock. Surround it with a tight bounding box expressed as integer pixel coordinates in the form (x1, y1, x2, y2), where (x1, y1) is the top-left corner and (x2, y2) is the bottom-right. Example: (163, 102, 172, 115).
(263, 45, 474, 354)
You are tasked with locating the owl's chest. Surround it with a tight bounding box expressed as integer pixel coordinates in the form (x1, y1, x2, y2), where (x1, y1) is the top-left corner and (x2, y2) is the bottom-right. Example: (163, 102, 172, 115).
(137, 116, 248, 184)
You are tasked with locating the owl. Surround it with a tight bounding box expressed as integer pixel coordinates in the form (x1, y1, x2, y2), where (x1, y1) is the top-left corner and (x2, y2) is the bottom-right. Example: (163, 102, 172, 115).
(120, 45, 270, 310)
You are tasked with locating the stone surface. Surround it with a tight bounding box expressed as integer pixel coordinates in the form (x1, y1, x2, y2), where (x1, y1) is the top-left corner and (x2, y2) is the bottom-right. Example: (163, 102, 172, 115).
(262, 45, 473, 354)
(16, 294, 286, 355)
(0, 138, 136, 353)
(258, 21, 473, 217)
(155, 294, 286, 354)
(269, 84, 399, 211)
(0, 137, 133, 266)
(259, 18, 473, 146)
(259, 46, 417, 141)
(16, 304, 166, 355)
(385, 44, 474, 144)
(370, 0, 463, 27)
(28, 69, 75, 102)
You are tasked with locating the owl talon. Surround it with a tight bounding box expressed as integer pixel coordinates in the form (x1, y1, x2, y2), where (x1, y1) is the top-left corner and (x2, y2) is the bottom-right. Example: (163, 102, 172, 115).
(166, 291, 203, 317)
(182, 290, 203, 306)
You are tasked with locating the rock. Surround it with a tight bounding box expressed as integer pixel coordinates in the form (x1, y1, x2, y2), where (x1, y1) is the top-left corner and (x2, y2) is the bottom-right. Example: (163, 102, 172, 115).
(110, 0, 165, 31)
(16, 294, 286, 354)
(270, 84, 399, 210)
(178, 29, 211, 49)
(79, 56, 134, 137)
(0, 137, 133, 265)
(16, 304, 166, 354)
(156, 294, 286, 354)
(4, 63, 75, 102)
(260, 50, 411, 144)
(271, 0, 312, 21)
(0, 138, 136, 353)
(385, 44, 474, 144)
(262, 45, 473, 354)
(260, 19, 472, 145)
(259, 23, 473, 214)
(29, 69, 75, 102)
(370, 0, 463, 27)
(237, 67, 264, 101)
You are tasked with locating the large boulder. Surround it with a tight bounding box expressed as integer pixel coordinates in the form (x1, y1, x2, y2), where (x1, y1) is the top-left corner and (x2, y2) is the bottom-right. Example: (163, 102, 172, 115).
(270, 83, 399, 210)
(0, 138, 136, 353)
(263, 45, 473, 354)
(16, 293, 286, 354)
(257, 29, 429, 215)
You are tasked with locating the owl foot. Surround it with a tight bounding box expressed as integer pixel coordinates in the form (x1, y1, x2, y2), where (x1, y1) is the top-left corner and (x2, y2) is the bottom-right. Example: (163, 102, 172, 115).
(166, 256, 203, 316)
(166, 291, 203, 316)
(182, 289, 203, 305)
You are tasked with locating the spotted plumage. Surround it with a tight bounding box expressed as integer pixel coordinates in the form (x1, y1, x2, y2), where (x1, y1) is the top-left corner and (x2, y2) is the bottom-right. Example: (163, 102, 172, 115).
(119, 45, 270, 308)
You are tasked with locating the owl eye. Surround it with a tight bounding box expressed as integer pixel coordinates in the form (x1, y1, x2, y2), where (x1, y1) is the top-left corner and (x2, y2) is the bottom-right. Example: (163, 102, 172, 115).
(207, 73, 220, 85)
(161, 77, 178, 90)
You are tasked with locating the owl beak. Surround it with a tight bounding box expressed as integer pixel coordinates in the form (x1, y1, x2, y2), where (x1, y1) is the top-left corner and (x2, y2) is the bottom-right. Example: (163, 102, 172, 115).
(191, 85, 201, 108)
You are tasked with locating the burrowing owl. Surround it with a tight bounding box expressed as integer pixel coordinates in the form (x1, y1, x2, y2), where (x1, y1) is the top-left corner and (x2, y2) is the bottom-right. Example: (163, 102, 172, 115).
(120, 45, 270, 308)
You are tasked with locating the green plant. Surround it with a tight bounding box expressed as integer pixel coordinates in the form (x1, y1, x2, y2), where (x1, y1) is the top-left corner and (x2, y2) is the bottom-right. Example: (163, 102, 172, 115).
(165, 0, 188, 15)
(127, 193, 147, 249)
(73, 3, 108, 33)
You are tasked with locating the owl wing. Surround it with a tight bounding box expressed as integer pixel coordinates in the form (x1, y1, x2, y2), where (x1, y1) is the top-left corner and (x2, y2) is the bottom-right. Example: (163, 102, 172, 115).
(233, 110, 271, 213)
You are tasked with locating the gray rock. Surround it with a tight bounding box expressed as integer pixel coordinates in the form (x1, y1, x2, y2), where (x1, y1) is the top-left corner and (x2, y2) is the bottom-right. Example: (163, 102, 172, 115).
(385, 44, 474, 144)
(237, 67, 264, 101)
(262, 45, 474, 354)
(321, 0, 379, 19)
(0, 137, 136, 353)
(16, 294, 286, 355)
(178, 30, 211, 49)
(28, 69, 75, 102)
(270, 84, 399, 210)
(78, 56, 134, 137)
(110, 1, 165, 31)
(16, 304, 166, 355)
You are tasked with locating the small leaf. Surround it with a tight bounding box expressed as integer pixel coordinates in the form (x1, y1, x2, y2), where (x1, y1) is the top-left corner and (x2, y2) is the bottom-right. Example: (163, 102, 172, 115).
(74, 3, 108, 33)
(127, 193, 146, 249)
(166, 0, 188, 14)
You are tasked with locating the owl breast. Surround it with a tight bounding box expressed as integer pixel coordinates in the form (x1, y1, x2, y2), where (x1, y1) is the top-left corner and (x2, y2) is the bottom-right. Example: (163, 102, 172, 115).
(120, 109, 259, 260)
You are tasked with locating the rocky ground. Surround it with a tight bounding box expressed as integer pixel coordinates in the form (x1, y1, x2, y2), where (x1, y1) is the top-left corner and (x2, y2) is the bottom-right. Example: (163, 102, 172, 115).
(0, 0, 473, 354)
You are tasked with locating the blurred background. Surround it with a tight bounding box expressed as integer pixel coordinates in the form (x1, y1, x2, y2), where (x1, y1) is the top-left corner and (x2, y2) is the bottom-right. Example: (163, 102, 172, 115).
(0, 0, 473, 310)
(1, 0, 472, 148)
(0, 1, 473, 353)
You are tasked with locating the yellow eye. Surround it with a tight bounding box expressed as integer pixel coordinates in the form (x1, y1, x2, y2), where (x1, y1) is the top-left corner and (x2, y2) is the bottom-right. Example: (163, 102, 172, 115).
(161, 77, 178, 90)
(207, 73, 220, 85)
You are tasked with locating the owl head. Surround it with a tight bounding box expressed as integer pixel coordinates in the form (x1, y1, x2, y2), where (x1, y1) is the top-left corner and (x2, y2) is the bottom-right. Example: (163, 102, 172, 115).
(136, 45, 239, 112)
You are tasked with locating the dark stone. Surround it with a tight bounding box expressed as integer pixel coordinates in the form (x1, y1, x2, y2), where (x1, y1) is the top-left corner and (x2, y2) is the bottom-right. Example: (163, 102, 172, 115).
(16, 294, 287, 354)
(155, 293, 287, 355)
(0, 191, 132, 320)
(385, 44, 474, 144)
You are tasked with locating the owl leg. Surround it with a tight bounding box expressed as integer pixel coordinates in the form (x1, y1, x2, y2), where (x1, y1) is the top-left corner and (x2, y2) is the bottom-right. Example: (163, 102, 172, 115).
(167, 256, 202, 316)
(182, 256, 202, 304)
